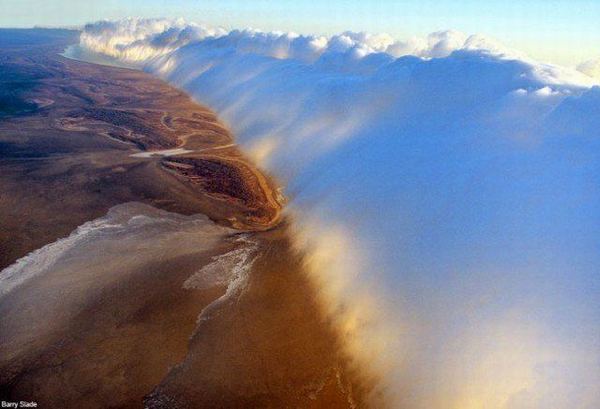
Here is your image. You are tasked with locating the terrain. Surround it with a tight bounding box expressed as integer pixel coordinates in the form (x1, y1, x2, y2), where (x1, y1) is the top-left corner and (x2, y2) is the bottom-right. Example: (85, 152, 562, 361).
(0, 29, 369, 408)
(0, 28, 281, 270)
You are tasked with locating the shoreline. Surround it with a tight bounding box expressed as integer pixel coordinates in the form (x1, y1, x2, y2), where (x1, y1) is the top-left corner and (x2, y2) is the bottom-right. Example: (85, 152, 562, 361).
(62, 43, 284, 232)
(0, 28, 369, 408)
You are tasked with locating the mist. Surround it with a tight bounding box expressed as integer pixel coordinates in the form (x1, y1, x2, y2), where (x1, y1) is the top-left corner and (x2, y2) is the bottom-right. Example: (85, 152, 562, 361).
(75, 19, 600, 408)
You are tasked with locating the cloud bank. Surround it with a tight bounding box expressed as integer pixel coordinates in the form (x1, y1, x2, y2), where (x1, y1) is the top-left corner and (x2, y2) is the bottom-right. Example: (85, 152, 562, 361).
(77, 18, 600, 408)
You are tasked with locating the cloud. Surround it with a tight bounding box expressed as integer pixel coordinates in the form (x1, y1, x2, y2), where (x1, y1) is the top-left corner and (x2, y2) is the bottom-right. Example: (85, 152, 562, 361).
(578, 58, 600, 79)
(78, 19, 600, 408)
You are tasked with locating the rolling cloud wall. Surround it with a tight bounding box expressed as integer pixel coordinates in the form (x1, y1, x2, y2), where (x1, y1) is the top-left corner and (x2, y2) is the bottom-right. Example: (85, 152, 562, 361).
(76, 18, 600, 408)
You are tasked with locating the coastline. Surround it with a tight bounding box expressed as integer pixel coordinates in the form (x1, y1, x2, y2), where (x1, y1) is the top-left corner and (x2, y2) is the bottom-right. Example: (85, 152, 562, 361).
(0, 28, 369, 408)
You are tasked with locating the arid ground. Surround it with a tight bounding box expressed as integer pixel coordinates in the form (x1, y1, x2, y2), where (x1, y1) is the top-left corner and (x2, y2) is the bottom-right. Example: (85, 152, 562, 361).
(0, 29, 371, 408)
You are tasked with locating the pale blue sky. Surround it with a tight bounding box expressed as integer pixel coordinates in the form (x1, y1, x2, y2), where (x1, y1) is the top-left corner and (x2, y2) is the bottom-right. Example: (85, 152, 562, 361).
(1, 0, 599, 65)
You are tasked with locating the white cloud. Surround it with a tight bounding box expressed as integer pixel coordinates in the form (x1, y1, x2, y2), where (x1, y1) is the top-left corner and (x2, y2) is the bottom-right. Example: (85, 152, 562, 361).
(77, 18, 600, 409)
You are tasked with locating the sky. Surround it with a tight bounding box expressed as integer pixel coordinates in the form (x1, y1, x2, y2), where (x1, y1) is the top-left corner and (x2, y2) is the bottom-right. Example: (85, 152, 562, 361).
(1, 0, 599, 66)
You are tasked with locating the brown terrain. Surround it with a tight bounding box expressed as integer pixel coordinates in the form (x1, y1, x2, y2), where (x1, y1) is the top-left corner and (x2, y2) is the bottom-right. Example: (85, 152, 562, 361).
(0, 29, 372, 408)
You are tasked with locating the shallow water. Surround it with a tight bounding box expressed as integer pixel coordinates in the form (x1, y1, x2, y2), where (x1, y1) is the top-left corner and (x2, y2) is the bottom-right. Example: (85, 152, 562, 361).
(0, 202, 264, 407)
(0, 202, 238, 363)
(0, 202, 226, 297)
(130, 148, 195, 158)
(0, 201, 363, 408)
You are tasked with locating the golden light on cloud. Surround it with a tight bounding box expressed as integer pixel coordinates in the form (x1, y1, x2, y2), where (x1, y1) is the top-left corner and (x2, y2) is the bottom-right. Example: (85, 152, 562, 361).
(286, 214, 598, 409)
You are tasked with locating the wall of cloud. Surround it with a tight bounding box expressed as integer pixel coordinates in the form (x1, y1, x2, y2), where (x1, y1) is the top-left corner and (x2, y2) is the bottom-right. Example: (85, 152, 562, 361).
(77, 18, 600, 408)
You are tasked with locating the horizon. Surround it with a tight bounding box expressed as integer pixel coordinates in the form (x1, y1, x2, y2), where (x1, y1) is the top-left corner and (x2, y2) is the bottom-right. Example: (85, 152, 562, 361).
(1, 0, 600, 67)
